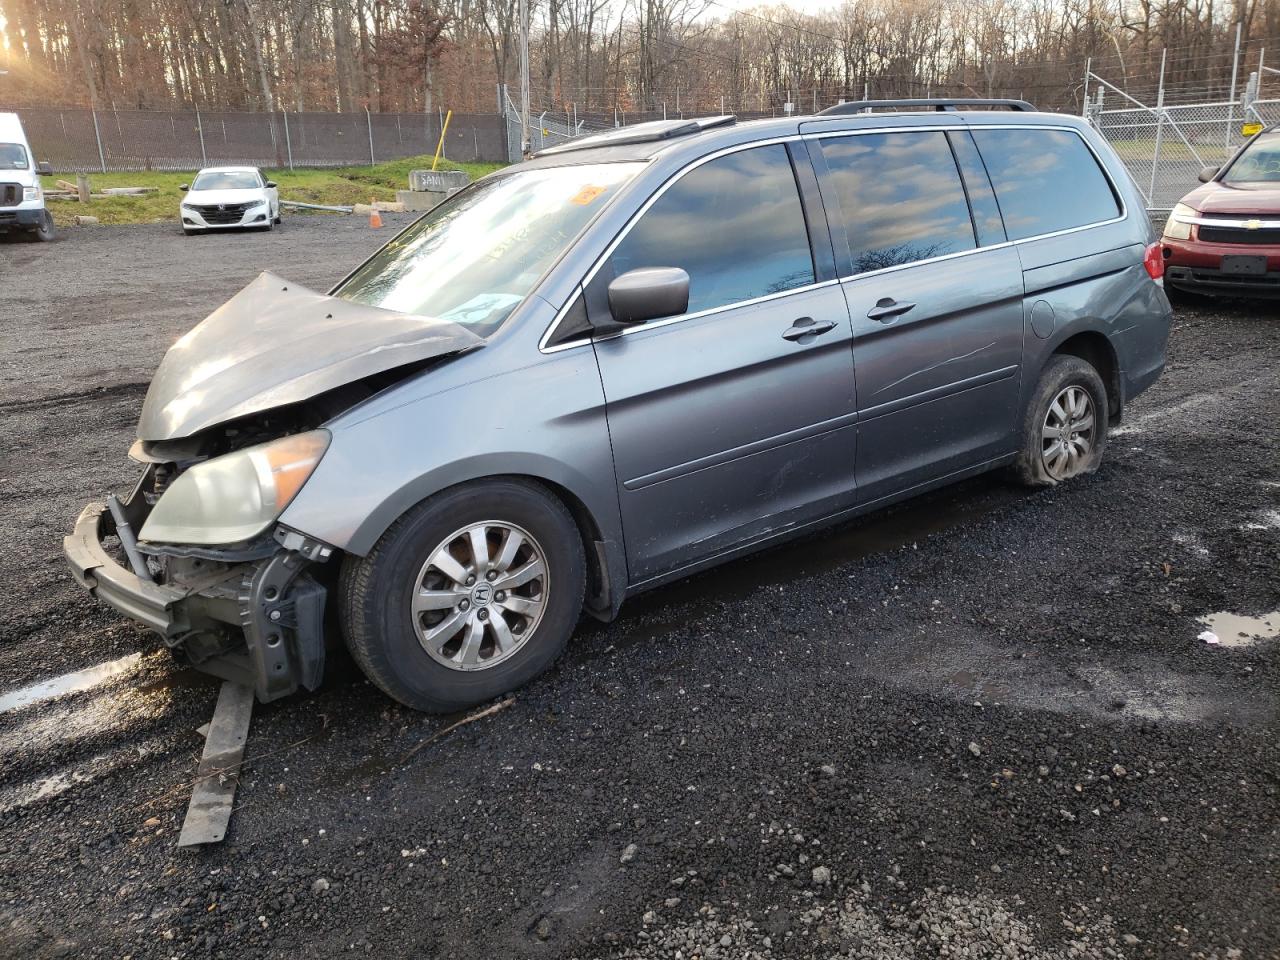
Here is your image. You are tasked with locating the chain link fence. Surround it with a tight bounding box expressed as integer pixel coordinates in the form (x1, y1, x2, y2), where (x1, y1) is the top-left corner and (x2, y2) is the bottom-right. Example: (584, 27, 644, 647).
(1086, 69, 1280, 210)
(499, 86, 785, 162)
(16, 105, 510, 173)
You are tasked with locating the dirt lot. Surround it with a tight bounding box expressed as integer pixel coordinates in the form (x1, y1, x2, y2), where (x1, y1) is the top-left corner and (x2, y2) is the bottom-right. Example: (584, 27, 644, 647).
(1, 220, 1277, 960)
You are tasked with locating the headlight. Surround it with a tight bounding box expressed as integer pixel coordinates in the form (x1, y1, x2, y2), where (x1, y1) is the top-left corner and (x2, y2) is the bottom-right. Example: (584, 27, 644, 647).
(181, 203, 195, 211)
(139, 430, 330, 545)
(1162, 203, 1195, 240)
(23, 184, 41, 202)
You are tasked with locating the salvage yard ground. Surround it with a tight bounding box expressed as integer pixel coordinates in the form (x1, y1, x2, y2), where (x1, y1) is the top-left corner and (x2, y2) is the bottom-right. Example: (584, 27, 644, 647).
(0, 220, 1277, 959)
(37, 154, 503, 226)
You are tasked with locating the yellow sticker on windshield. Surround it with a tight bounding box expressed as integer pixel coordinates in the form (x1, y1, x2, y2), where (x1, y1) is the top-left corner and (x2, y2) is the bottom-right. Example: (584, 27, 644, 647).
(1243, 122, 1264, 137)
(571, 185, 606, 206)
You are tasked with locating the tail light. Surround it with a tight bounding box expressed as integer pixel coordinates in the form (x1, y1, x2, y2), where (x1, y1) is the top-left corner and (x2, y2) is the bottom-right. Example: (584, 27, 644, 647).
(1143, 241, 1165, 280)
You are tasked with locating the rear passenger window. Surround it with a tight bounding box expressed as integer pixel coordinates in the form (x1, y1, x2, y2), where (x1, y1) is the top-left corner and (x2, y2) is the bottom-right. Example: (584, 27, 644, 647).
(609, 145, 814, 315)
(971, 129, 1121, 240)
(819, 131, 976, 275)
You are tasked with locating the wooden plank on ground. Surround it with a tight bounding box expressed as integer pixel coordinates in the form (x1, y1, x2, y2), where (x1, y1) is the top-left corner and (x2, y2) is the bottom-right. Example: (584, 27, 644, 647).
(177, 681, 254, 847)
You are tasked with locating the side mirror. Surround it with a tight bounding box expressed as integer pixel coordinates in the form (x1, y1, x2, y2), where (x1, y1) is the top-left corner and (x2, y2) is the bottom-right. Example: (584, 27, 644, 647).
(35, 161, 53, 176)
(179, 183, 190, 191)
(606, 267, 690, 326)
(1198, 166, 1220, 183)
(265, 180, 277, 188)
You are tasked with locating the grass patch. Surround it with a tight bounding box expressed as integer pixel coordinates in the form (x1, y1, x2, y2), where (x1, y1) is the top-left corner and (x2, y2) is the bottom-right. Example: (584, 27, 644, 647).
(40, 155, 505, 227)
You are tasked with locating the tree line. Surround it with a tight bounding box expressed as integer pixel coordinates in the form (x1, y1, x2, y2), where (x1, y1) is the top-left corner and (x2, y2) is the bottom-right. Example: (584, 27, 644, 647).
(1, 0, 1278, 116)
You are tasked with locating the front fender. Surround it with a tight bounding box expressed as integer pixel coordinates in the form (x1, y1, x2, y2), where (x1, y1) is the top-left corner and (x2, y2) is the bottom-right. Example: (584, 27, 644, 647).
(278, 340, 626, 583)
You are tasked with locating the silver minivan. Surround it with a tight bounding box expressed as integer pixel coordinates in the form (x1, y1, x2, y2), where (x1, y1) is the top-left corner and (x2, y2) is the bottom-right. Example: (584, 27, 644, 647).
(65, 100, 1172, 712)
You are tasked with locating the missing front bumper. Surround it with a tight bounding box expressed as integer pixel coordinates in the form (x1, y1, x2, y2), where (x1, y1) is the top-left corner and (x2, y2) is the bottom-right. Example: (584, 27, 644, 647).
(63, 500, 331, 702)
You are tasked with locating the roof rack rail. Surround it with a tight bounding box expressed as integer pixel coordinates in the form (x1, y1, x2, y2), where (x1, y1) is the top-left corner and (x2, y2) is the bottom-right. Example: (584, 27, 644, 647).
(534, 115, 737, 157)
(816, 98, 1036, 117)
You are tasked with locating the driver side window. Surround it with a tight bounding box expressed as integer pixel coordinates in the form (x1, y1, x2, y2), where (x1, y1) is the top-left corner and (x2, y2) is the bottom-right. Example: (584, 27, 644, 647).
(607, 144, 815, 316)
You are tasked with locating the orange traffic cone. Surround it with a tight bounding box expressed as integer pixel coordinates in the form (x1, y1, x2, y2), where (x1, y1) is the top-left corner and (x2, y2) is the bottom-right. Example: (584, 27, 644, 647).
(369, 199, 383, 229)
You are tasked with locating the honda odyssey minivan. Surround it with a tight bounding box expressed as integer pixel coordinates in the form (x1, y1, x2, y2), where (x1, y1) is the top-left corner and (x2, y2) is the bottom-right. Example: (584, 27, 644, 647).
(65, 100, 1172, 712)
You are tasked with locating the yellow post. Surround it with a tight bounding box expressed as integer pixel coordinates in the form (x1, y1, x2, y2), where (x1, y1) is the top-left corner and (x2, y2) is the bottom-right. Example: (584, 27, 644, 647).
(431, 110, 453, 171)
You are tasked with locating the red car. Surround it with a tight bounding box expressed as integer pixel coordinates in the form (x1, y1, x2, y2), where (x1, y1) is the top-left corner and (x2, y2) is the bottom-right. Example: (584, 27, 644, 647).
(1162, 125, 1280, 299)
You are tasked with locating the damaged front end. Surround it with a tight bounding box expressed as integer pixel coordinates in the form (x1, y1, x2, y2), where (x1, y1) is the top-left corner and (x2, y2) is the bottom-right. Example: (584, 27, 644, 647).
(63, 271, 485, 701)
(64, 468, 332, 702)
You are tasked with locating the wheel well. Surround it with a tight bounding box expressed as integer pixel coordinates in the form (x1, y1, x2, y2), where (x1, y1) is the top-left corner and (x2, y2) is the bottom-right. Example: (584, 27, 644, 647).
(1052, 333, 1121, 418)
(491, 475, 615, 619)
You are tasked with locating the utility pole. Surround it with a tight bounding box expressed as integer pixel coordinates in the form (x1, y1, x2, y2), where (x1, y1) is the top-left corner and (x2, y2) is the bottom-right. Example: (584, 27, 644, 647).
(518, 0, 531, 156)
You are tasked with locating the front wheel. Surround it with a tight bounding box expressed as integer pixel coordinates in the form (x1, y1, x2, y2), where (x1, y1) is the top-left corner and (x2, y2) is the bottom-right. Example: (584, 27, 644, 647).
(31, 211, 55, 242)
(1014, 354, 1108, 487)
(340, 479, 586, 712)
(1165, 282, 1206, 309)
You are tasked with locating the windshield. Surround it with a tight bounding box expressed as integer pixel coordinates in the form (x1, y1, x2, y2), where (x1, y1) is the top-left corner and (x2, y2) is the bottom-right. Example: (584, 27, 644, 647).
(1223, 135, 1280, 183)
(192, 170, 262, 190)
(336, 162, 643, 336)
(0, 143, 29, 170)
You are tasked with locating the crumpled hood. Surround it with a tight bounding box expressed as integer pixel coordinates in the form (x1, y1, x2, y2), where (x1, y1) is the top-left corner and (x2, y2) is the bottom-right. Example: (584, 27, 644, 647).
(137, 271, 484, 441)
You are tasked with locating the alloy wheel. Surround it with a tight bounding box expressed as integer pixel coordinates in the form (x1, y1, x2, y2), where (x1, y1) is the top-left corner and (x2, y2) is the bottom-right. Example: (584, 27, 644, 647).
(1041, 384, 1096, 480)
(410, 521, 548, 671)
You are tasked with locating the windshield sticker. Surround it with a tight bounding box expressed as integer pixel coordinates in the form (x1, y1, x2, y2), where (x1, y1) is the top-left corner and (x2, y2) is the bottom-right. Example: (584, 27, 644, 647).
(571, 185, 607, 206)
(438, 292, 524, 326)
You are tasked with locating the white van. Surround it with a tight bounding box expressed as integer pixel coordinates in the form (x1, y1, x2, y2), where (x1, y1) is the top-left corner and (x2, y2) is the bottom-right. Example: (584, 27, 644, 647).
(0, 112, 55, 242)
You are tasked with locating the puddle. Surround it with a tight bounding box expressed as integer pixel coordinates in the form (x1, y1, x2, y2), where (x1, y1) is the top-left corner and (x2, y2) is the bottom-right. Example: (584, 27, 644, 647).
(946, 668, 1012, 703)
(0, 653, 143, 714)
(1198, 611, 1280, 648)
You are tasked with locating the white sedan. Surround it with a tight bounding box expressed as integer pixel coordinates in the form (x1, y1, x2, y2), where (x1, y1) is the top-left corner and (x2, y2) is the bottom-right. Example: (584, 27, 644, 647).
(179, 166, 281, 235)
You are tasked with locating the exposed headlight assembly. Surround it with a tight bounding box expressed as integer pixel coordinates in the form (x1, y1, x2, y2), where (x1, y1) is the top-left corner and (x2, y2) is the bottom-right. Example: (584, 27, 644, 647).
(23, 184, 41, 202)
(1162, 203, 1196, 241)
(139, 430, 330, 545)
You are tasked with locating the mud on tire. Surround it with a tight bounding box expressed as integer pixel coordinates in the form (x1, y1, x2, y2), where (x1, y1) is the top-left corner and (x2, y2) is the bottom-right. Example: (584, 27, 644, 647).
(1014, 354, 1109, 488)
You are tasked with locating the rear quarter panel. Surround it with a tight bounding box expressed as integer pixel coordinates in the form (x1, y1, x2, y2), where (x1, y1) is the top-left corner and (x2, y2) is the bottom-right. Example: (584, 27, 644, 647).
(963, 114, 1171, 413)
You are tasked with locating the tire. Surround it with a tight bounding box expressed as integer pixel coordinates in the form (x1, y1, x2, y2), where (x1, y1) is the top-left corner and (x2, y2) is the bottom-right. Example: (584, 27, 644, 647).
(1014, 354, 1109, 488)
(31, 211, 55, 243)
(340, 479, 586, 712)
(1165, 282, 1206, 309)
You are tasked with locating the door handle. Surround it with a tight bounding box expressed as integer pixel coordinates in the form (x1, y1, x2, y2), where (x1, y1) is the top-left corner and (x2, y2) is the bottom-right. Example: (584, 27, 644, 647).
(781, 316, 838, 341)
(866, 298, 917, 322)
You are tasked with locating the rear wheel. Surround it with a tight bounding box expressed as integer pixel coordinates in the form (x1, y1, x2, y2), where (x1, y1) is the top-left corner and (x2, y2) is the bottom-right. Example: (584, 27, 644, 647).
(340, 479, 586, 712)
(1014, 354, 1108, 487)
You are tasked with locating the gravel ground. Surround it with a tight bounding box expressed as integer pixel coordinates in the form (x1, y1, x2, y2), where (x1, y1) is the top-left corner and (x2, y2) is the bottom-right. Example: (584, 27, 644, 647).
(0, 220, 1277, 960)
